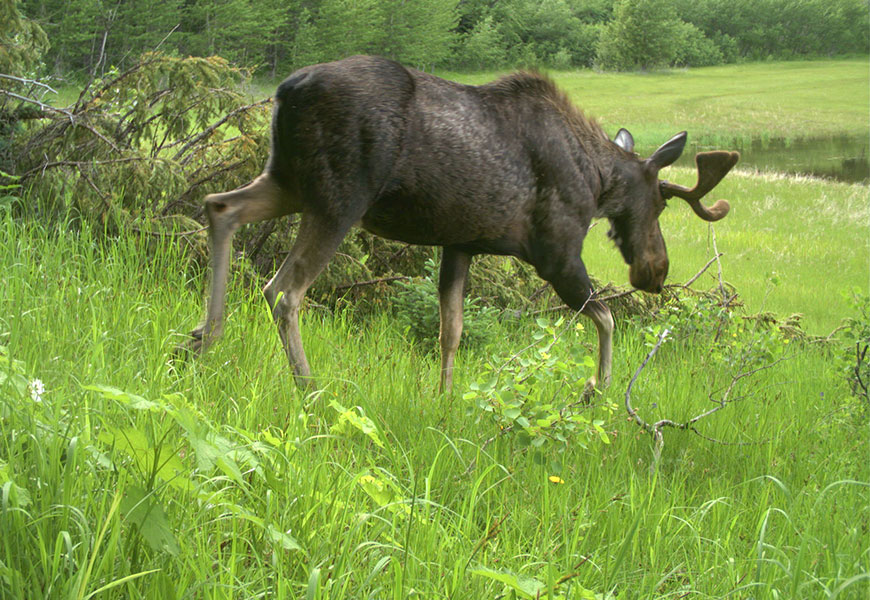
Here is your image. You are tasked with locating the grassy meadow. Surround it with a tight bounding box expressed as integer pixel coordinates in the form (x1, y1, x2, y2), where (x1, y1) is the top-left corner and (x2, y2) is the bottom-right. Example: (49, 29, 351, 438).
(2, 59, 869, 598)
(446, 58, 870, 152)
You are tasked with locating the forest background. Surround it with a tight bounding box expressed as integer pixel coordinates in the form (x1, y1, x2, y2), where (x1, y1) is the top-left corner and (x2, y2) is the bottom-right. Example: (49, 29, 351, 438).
(17, 0, 870, 78)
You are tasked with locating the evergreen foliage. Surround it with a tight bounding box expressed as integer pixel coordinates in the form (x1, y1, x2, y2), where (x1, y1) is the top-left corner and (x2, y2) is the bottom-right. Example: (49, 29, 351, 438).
(1, 0, 48, 74)
(13, 0, 869, 76)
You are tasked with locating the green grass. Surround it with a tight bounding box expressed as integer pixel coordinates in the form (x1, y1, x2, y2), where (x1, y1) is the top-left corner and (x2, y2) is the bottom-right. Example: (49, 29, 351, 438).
(60, 58, 869, 150)
(1, 196, 868, 598)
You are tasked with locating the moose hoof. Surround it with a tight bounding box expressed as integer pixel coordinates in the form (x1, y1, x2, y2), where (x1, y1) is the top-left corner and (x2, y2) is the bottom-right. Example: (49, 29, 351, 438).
(292, 371, 320, 393)
(582, 377, 599, 403)
(173, 328, 206, 359)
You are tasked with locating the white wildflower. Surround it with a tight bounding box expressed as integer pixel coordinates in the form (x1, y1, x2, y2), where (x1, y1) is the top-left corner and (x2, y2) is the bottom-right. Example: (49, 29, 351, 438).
(29, 379, 45, 403)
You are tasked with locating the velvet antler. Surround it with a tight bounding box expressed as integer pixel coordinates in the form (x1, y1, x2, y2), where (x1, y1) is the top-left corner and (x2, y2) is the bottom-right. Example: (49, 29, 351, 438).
(660, 151, 739, 221)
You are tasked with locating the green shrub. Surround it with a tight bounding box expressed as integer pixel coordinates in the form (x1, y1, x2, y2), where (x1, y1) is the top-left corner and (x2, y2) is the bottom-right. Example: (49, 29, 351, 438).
(462, 314, 613, 465)
(673, 21, 725, 67)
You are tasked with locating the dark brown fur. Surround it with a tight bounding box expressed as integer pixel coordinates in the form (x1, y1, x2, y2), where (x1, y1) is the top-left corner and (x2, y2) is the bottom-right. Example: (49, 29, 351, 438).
(185, 55, 738, 392)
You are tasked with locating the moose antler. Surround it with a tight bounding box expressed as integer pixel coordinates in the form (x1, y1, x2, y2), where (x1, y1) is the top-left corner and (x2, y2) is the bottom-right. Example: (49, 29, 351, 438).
(660, 151, 739, 221)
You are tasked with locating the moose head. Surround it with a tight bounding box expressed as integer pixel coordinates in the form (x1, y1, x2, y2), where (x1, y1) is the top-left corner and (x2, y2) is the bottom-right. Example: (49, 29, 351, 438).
(608, 129, 739, 294)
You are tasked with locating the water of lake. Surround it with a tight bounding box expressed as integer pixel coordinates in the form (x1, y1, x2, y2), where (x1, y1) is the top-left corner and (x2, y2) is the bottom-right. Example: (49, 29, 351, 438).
(650, 135, 869, 184)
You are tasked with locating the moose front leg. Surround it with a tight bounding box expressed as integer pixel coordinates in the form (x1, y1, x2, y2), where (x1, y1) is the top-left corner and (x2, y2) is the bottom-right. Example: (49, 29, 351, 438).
(438, 247, 472, 393)
(541, 249, 613, 394)
(581, 300, 613, 390)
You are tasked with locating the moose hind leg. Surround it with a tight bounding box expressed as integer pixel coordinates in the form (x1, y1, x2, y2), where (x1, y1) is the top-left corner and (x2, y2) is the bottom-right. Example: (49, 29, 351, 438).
(438, 247, 472, 393)
(186, 174, 293, 353)
(263, 212, 351, 389)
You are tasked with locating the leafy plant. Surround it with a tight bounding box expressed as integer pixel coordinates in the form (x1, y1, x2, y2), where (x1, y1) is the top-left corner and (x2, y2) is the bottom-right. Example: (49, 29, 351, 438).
(463, 315, 615, 459)
(84, 384, 302, 558)
(0, 170, 21, 211)
(472, 564, 611, 599)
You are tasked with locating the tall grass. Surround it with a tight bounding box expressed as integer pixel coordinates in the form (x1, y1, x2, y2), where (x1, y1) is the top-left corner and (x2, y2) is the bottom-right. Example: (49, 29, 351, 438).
(2, 187, 868, 598)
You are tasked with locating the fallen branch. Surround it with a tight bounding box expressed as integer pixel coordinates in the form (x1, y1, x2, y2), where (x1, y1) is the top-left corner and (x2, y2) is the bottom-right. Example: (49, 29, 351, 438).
(0, 73, 59, 94)
(679, 252, 723, 289)
(174, 98, 270, 163)
(711, 226, 728, 303)
(624, 328, 670, 461)
(625, 327, 786, 464)
(333, 275, 410, 291)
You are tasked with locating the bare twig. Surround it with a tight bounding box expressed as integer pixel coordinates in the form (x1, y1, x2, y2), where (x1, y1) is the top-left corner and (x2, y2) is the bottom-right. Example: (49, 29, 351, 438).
(598, 287, 639, 302)
(681, 252, 723, 289)
(625, 322, 788, 464)
(0, 73, 59, 94)
(465, 513, 510, 570)
(333, 275, 410, 291)
(127, 225, 207, 237)
(852, 343, 869, 402)
(154, 24, 180, 52)
(0, 89, 69, 117)
(78, 169, 112, 213)
(624, 328, 670, 460)
(710, 226, 728, 302)
(21, 157, 154, 180)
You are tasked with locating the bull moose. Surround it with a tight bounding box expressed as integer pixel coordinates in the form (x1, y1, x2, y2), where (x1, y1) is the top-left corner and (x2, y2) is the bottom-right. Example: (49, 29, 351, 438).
(184, 55, 738, 392)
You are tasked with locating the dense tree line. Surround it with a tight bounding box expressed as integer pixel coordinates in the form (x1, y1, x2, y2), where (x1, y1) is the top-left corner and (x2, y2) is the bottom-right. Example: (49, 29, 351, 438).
(15, 0, 870, 77)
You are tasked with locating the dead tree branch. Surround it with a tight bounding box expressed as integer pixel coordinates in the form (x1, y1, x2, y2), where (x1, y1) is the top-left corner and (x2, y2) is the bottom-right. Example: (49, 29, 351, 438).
(0, 74, 59, 94)
(625, 325, 787, 464)
(333, 275, 411, 292)
(174, 98, 270, 163)
(711, 226, 728, 303)
(678, 252, 724, 289)
(624, 328, 670, 460)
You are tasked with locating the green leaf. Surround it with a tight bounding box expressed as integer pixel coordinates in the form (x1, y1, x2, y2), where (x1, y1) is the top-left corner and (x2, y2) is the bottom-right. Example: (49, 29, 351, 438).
(83, 384, 158, 411)
(503, 407, 522, 420)
(470, 566, 545, 599)
(99, 427, 187, 487)
(120, 485, 180, 556)
(0, 460, 31, 508)
(266, 524, 301, 551)
(329, 401, 385, 448)
(358, 473, 396, 507)
(216, 455, 245, 484)
(594, 424, 611, 445)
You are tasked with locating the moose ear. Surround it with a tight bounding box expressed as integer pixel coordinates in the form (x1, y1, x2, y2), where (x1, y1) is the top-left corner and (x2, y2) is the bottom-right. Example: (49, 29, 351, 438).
(647, 131, 687, 170)
(613, 128, 634, 152)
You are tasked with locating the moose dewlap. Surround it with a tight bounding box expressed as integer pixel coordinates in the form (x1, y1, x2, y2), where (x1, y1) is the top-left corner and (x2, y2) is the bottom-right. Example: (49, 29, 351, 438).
(182, 55, 738, 393)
